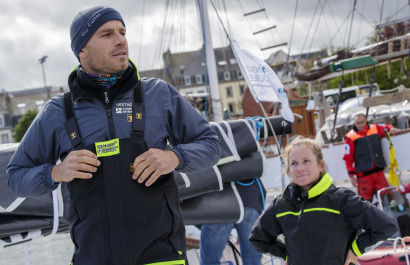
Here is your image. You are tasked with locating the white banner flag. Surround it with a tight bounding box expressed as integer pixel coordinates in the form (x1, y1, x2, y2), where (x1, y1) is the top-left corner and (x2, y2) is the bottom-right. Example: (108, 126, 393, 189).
(230, 39, 294, 122)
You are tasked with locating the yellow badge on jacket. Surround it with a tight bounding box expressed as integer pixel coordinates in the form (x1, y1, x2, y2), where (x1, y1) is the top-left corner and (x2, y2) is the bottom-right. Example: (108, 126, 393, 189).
(95, 138, 120, 157)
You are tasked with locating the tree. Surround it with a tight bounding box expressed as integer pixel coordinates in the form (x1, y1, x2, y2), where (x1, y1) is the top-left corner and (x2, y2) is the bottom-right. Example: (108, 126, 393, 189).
(13, 109, 38, 142)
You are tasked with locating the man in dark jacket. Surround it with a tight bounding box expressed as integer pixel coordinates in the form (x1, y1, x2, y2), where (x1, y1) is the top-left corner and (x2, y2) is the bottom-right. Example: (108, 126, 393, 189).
(343, 113, 399, 202)
(7, 6, 221, 265)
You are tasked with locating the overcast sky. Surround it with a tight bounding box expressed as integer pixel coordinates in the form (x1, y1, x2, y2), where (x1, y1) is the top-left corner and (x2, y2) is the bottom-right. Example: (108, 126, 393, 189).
(1, 0, 409, 91)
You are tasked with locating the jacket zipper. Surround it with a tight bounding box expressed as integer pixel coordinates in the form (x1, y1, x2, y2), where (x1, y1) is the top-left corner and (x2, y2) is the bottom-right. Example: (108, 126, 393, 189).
(300, 199, 309, 265)
(104, 91, 116, 139)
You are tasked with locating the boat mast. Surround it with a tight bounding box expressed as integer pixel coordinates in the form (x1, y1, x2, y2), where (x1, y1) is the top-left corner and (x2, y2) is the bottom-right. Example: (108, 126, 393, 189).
(198, 0, 223, 122)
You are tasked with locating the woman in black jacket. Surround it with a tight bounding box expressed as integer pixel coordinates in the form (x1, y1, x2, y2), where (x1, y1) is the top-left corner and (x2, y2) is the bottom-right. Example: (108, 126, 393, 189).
(249, 136, 397, 265)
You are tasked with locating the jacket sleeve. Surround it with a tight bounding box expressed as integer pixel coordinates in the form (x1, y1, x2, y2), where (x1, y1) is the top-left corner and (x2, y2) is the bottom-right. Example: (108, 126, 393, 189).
(249, 200, 286, 259)
(375, 123, 393, 135)
(164, 83, 221, 173)
(342, 190, 397, 256)
(343, 137, 356, 177)
(7, 99, 62, 198)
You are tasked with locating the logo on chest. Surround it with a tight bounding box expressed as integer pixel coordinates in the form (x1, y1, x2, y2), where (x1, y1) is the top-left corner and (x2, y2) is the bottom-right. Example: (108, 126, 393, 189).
(115, 102, 132, 114)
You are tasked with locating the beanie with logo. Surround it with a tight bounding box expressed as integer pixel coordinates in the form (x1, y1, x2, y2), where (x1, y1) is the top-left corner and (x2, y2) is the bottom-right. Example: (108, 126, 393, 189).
(70, 6, 125, 61)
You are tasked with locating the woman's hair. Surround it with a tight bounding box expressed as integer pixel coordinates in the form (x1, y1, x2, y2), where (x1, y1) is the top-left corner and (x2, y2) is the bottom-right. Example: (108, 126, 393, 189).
(281, 135, 328, 177)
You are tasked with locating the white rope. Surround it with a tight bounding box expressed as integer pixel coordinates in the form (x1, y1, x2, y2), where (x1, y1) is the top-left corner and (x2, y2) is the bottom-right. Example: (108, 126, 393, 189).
(214, 165, 223, 191)
(231, 182, 244, 224)
(210, 122, 241, 165)
(179, 172, 191, 188)
(50, 187, 60, 236)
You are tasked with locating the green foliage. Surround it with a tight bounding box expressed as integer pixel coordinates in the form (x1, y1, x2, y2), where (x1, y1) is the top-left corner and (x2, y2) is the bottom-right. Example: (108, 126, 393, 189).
(13, 109, 38, 142)
(329, 58, 410, 90)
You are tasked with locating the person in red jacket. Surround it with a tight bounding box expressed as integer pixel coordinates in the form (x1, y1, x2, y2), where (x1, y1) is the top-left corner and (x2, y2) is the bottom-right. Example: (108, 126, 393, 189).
(343, 113, 400, 202)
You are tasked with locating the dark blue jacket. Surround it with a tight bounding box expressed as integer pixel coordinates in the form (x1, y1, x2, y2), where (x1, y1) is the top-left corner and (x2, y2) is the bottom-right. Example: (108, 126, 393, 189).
(7, 62, 221, 198)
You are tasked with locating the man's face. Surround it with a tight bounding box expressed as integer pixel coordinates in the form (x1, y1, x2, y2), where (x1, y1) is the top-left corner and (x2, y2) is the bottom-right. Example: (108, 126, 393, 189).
(79, 20, 128, 75)
(354, 115, 367, 131)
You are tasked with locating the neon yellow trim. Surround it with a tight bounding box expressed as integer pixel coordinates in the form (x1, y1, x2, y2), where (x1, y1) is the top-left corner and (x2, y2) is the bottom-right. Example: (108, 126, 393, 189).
(276, 210, 301, 218)
(352, 238, 363, 256)
(276, 207, 339, 218)
(129, 59, 140, 80)
(308, 173, 333, 198)
(304, 208, 340, 214)
(70, 65, 79, 74)
(145, 259, 185, 265)
(95, 138, 120, 157)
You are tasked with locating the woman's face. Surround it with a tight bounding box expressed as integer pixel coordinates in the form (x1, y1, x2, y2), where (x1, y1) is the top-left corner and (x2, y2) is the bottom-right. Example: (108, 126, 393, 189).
(288, 144, 324, 192)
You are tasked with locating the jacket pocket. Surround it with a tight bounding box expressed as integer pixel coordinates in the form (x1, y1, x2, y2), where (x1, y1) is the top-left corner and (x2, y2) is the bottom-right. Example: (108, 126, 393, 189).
(71, 195, 107, 264)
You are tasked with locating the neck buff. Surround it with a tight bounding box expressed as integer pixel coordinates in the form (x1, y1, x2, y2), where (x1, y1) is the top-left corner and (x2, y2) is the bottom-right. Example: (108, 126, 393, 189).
(87, 70, 126, 89)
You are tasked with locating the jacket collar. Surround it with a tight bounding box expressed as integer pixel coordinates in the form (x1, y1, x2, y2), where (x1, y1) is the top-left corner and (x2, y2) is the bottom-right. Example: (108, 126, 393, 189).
(283, 173, 333, 201)
(68, 59, 140, 103)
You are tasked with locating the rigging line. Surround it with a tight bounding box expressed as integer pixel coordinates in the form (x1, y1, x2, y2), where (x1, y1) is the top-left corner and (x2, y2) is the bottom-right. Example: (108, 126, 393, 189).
(320, 0, 337, 51)
(179, 0, 185, 53)
(210, 0, 230, 38)
(325, 0, 347, 48)
(354, 9, 379, 30)
(218, 0, 230, 47)
(365, 0, 384, 119)
(282, 0, 298, 82)
(158, 0, 173, 65)
(223, 0, 232, 32)
(304, 0, 326, 63)
(390, 3, 410, 19)
(300, 0, 321, 58)
(330, 0, 358, 143)
(153, 0, 172, 67)
(355, 0, 366, 45)
(221, 0, 232, 35)
(236, 0, 263, 51)
(325, 11, 352, 50)
(137, 0, 146, 67)
(352, 31, 374, 48)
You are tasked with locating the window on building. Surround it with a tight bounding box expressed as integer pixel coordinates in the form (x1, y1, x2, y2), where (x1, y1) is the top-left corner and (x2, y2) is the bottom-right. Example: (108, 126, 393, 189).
(0, 116, 3, 128)
(17, 103, 26, 115)
(224, 71, 231, 81)
(1, 133, 9, 144)
(237, 70, 243, 79)
(195, 75, 203, 84)
(184, 76, 191, 86)
(228, 103, 235, 114)
(226, 86, 233, 97)
(229, 58, 237, 65)
(240, 85, 246, 96)
(35, 100, 44, 112)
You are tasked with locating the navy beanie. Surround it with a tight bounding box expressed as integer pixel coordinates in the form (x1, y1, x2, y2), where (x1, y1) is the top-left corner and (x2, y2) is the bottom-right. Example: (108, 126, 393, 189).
(70, 6, 125, 60)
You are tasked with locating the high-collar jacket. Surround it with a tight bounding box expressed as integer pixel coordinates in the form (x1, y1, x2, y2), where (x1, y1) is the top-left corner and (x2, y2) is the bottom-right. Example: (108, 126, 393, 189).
(249, 173, 397, 265)
(7, 61, 221, 198)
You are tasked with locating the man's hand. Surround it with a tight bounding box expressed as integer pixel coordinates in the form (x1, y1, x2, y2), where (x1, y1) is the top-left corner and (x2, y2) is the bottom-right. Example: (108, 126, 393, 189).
(51, 150, 100, 182)
(390, 127, 400, 136)
(350, 176, 358, 187)
(344, 249, 358, 265)
(132, 148, 180, 186)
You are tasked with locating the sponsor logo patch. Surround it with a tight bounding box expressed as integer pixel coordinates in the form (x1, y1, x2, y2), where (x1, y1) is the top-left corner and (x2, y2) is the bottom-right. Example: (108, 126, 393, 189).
(95, 138, 120, 157)
(344, 144, 350, 155)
